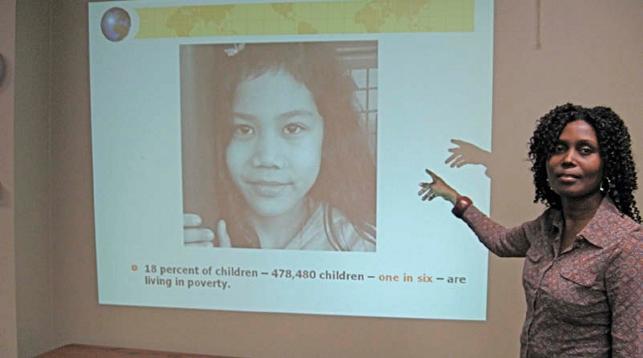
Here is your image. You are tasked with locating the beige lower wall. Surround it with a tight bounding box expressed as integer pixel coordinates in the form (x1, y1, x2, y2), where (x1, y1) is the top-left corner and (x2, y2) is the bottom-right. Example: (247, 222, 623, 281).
(0, 1, 18, 357)
(8, 0, 643, 357)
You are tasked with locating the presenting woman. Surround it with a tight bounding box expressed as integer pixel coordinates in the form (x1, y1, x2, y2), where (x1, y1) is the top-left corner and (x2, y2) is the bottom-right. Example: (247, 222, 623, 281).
(419, 103, 641, 357)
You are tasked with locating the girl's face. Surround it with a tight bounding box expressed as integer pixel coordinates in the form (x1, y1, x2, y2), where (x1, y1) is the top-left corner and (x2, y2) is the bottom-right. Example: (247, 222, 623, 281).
(226, 69, 324, 219)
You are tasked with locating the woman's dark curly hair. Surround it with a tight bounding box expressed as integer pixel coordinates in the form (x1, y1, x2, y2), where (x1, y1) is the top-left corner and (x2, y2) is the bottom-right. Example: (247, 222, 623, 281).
(528, 103, 641, 223)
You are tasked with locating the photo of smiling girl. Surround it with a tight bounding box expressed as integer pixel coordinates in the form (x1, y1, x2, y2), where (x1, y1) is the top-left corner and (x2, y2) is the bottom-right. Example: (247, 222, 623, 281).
(181, 41, 377, 251)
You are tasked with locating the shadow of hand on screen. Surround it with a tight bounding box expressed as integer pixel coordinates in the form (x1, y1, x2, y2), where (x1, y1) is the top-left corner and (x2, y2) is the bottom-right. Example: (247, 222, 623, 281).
(183, 213, 231, 247)
(445, 139, 492, 178)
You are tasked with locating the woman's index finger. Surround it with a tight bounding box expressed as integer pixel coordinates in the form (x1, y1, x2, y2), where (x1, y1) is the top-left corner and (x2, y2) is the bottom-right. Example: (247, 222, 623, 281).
(424, 168, 440, 181)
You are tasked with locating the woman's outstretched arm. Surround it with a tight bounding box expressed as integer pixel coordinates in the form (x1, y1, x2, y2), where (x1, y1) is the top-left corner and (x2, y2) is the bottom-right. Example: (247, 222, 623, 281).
(419, 169, 533, 257)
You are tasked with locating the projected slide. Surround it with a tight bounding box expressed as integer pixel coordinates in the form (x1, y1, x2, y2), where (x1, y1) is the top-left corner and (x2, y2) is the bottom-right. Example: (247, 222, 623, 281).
(89, 0, 494, 320)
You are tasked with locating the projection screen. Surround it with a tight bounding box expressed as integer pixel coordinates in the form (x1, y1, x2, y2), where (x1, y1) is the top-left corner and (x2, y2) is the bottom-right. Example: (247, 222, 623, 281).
(89, 0, 494, 320)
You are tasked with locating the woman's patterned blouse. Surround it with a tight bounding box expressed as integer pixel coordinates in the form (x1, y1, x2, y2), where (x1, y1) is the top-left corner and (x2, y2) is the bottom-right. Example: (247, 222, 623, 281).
(461, 198, 641, 357)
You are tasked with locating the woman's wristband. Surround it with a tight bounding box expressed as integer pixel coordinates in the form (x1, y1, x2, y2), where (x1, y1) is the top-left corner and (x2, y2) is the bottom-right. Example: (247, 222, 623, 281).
(451, 196, 472, 218)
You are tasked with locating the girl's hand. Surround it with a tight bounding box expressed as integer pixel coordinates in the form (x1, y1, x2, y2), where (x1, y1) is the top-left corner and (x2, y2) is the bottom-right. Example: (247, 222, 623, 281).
(215, 220, 232, 247)
(183, 213, 232, 247)
(418, 169, 460, 204)
(184, 213, 214, 247)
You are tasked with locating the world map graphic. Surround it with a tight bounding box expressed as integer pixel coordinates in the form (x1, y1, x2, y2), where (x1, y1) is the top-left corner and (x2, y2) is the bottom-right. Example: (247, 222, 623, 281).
(136, 0, 472, 38)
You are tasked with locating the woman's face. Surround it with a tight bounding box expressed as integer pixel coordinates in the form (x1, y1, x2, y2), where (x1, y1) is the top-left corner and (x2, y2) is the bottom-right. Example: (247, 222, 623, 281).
(226, 69, 324, 218)
(546, 119, 603, 200)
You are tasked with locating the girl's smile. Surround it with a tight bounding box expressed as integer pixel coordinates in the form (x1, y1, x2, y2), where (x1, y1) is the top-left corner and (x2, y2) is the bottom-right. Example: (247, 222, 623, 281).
(244, 179, 293, 198)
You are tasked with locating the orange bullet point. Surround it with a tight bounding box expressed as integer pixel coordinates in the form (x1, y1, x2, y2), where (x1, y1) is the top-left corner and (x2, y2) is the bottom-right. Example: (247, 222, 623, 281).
(131, 264, 138, 272)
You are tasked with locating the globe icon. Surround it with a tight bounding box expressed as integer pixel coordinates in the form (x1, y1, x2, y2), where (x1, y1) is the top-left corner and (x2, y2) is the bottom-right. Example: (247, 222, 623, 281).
(101, 7, 132, 42)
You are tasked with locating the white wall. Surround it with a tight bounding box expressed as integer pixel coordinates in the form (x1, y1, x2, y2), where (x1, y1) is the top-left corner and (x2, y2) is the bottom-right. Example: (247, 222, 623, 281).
(0, 0, 18, 356)
(14, 1, 56, 356)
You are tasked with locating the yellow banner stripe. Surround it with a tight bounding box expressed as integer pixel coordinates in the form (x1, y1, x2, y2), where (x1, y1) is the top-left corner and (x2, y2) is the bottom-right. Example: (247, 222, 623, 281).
(135, 0, 474, 38)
